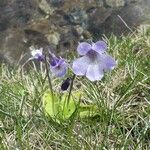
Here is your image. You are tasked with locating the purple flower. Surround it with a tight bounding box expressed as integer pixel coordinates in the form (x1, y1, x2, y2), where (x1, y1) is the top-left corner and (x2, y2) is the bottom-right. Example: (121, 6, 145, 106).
(72, 41, 116, 81)
(61, 77, 71, 91)
(30, 47, 44, 61)
(50, 56, 68, 77)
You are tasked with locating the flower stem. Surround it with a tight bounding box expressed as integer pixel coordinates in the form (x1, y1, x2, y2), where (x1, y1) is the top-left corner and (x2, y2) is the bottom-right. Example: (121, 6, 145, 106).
(67, 74, 76, 106)
(44, 55, 54, 112)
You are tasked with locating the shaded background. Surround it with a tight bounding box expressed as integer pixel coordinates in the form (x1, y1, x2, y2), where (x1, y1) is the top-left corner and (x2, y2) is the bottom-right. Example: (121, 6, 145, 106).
(0, 0, 150, 65)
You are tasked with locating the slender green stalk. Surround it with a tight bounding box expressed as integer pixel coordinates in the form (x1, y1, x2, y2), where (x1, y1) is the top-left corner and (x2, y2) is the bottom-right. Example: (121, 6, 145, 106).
(67, 74, 76, 106)
(44, 55, 54, 112)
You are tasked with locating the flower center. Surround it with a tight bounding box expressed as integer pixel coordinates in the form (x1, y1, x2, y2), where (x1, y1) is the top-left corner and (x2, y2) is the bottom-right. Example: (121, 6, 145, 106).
(50, 57, 59, 66)
(87, 50, 98, 61)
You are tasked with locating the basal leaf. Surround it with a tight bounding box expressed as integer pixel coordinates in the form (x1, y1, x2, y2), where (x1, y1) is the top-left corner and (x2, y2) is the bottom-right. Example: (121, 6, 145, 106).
(42, 91, 81, 122)
(42, 90, 98, 122)
(42, 91, 59, 118)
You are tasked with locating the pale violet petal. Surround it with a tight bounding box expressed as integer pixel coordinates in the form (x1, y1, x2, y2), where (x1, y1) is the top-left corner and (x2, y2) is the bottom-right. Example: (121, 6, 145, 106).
(57, 59, 65, 67)
(51, 67, 67, 77)
(72, 56, 90, 76)
(51, 58, 64, 68)
(86, 63, 104, 81)
(101, 54, 117, 71)
(51, 62, 68, 77)
(92, 41, 107, 54)
(77, 42, 92, 55)
(50, 61, 68, 77)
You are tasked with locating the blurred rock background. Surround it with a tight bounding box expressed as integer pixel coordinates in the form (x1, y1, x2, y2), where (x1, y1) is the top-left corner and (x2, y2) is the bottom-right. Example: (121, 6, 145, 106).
(0, 0, 150, 65)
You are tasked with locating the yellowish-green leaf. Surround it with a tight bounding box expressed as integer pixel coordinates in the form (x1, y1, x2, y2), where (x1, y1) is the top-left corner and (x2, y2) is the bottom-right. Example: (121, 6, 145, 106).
(42, 90, 98, 122)
(42, 91, 81, 122)
(42, 91, 59, 118)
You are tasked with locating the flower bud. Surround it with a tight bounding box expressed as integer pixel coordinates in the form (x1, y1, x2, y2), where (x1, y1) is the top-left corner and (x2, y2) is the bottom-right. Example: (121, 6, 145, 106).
(61, 77, 71, 91)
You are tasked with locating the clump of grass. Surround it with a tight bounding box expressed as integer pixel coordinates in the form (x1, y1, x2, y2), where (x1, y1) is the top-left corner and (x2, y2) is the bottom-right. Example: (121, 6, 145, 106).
(0, 29, 150, 149)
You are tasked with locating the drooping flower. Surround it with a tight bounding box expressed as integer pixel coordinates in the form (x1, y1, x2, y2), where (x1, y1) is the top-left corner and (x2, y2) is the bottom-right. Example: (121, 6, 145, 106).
(50, 55, 68, 77)
(72, 41, 116, 81)
(30, 47, 44, 61)
(61, 77, 71, 91)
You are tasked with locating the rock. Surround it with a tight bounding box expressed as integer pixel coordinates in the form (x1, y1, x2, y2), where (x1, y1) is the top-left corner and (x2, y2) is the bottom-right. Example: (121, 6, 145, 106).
(48, 0, 64, 7)
(0, 29, 27, 65)
(0, 0, 150, 66)
(39, 0, 55, 15)
(46, 31, 60, 46)
(64, 7, 88, 27)
(0, 0, 40, 31)
(88, 7, 113, 37)
(106, 0, 125, 7)
(95, 0, 150, 36)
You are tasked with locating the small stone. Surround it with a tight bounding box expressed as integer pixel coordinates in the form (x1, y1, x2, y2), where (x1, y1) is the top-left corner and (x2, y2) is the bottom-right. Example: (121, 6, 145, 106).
(39, 0, 54, 15)
(74, 25, 84, 36)
(106, 0, 125, 7)
(46, 31, 60, 46)
(65, 7, 88, 28)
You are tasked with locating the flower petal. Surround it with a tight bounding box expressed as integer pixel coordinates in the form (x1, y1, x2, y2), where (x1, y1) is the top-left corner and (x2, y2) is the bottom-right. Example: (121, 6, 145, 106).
(77, 42, 92, 55)
(86, 63, 104, 81)
(51, 62, 67, 77)
(72, 56, 90, 76)
(30, 48, 44, 61)
(36, 54, 44, 61)
(31, 48, 43, 56)
(92, 41, 107, 54)
(101, 54, 117, 71)
(50, 57, 59, 67)
(57, 59, 65, 67)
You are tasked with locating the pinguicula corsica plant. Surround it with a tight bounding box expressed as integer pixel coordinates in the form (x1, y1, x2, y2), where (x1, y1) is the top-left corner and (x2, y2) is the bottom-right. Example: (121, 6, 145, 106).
(30, 40, 116, 122)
